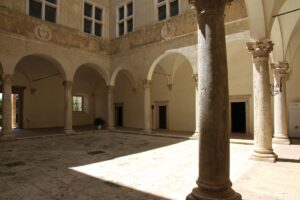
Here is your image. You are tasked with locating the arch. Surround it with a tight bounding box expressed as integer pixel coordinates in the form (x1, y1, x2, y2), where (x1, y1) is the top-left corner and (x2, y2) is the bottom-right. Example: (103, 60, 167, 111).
(110, 65, 138, 89)
(146, 51, 196, 81)
(14, 53, 67, 80)
(72, 63, 109, 85)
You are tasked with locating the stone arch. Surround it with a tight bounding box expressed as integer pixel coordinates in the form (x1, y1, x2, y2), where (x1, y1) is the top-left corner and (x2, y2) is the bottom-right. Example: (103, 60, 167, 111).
(14, 53, 67, 80)
(146, 51, 196, 82)
(110, 65, 138, 89)
(72, 63, 109, 85)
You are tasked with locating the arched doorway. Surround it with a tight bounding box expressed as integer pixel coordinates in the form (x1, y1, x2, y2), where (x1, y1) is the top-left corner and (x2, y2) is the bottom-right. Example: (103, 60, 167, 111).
(72, 64, 108, 129)
(13, 54, 66, 130)
(111, 68, 138, 129)
(147, 52, 196, 132)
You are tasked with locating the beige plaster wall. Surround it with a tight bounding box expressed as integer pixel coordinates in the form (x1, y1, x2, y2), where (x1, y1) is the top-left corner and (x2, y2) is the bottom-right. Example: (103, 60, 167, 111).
(114, 73, 144, 129)
(287, 47, 300, 103)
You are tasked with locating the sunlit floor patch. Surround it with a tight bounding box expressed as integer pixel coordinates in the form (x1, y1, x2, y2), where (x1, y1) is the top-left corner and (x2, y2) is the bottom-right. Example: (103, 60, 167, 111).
(70, 140, 252, 200)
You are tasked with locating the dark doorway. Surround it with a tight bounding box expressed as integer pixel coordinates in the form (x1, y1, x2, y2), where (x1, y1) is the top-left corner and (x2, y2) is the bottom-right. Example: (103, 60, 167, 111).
(231, 102, 246, 133)
(158, 105, 167, 129)
(115, 104, 123, 127)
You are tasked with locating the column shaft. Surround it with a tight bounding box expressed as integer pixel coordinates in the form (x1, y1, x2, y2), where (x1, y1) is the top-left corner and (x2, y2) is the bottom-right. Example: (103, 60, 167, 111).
(1, 74, 14, 139)
(247, 40, 277, 162)
(64, 81, 74, 134)
(272, 62, 290, 144)
(143, 80, 152, 133)
(107, 86, 115, 130)
(187, 1, 241, 200)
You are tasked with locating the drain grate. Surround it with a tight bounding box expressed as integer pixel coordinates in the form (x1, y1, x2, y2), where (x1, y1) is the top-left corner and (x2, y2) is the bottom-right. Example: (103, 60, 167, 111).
(5, 161, 26, 168)
(87, 150, 106, 155)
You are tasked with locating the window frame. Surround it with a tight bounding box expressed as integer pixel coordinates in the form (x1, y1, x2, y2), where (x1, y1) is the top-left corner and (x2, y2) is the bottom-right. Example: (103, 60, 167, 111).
(155, 0, 180, 21)
(82, 0, 105, 37)
(116, 0, 134, 37)
(27, 0, 59, 23)
(72, 95, 84, 112)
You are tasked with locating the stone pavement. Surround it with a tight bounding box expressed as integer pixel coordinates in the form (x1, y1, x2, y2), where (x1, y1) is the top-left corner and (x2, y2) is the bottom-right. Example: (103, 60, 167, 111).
(0, 131, 299, 200)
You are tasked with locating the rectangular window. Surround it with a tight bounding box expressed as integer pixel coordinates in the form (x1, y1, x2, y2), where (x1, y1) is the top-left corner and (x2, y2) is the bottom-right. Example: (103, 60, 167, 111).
(28, 0, 58, 23)
(157, 0, 179, 21)
(117, 1, 134, 37)
(73, 96, 83, 112)
(83, 2, 104, 37)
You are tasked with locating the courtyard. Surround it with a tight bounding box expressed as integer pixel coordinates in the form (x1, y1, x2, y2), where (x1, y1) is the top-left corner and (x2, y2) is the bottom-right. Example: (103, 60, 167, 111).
(0, 132, 299, 200)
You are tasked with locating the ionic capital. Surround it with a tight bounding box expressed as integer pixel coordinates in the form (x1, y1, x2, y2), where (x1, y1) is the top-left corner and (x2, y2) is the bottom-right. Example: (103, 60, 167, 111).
(2, 74, 14, 85)
(271, 62, 290, 78)
(63, 81, 73, 90)
(247, 39, 273, 58)
(143, 80, 151, 89)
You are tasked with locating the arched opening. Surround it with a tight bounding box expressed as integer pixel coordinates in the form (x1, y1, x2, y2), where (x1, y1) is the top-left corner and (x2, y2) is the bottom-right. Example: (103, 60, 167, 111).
(72, 64, 108, 130)
(13, 54, 66, 131)
(148, 53, 196, 133)
(113, 69, 141, 129)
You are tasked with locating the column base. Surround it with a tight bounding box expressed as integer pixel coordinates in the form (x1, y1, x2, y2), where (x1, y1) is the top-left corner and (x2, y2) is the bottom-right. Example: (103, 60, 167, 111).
(108, 126, 115, 131)
(187, 187, 241, 200)
(249, 150, 278, 163)
(143, 129, 152, 134)
(1, 133, 16, 141)
(190, 132, 199, 139)
(64, 129, 75, 135)
(272, 137, 291, 145)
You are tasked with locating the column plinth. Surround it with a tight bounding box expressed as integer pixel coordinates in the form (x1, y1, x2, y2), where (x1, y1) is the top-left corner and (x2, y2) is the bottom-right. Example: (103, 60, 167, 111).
(1, 74, 15, 140)
(107, 86, 115, 130)
(187, 1, 241, 200)
(247, 40, 277, 162)
(143, 80, 152, 134)
(271, 62, 291, 145)
(63, 81, 74, 134)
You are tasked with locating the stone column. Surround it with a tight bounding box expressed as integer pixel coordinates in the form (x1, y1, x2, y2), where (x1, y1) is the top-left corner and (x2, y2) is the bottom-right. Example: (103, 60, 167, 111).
(1, 74, 14, 140)
(192, 73, 199, 138)
(247, 40, 277, 162)
(143, 80, 152, 133)
(187, 1, 241, 200)
(107, 85, 115, 130)
(64, 81, 74, 134)
(271, 62, 290, 145)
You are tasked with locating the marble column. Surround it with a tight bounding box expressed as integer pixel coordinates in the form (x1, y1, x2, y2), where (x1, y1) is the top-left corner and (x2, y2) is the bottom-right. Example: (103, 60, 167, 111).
(64, 81, 74, 134)
(247, 40, 277, 162)
(143, 80, 152, 133)
(192, 73, 199, 138)
(107, 85, 115, 130)
(272, 62, 291, 145)
(187, 1, 241, 200)
(1, 74, 14, 140)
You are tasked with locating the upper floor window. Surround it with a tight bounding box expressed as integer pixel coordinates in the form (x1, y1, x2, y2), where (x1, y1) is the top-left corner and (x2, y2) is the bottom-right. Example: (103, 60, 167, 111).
(157, 0, 179, 21)
(117, 1, 134, 37)
(73, 96, 83, 112)
(84, 2, 103, 37)
(28, 0, 58, 23)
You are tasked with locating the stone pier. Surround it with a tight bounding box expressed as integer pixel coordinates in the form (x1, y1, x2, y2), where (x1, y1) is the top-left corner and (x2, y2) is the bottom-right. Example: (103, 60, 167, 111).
(187, 1, 241, 200)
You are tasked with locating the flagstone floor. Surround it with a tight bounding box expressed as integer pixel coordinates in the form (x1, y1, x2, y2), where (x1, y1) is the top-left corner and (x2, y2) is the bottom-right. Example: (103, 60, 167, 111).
(0, 131, 299, 200)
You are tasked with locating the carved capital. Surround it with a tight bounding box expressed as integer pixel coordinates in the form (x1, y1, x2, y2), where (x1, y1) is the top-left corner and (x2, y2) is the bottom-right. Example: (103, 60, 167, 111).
(107, 85, 114, 93)
(247, 39, 273, 58)
(2, 74, 14, 85)
(63, 81, 73, 90)
(143, 80, 151, 89)
(271, 62, 290, 78)
(189, 0, 233, 14)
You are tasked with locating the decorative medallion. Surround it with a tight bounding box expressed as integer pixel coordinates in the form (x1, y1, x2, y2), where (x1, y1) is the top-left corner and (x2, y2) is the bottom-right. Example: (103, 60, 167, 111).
(161, 23, 176, 40)
(34, 24, 52, 41)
